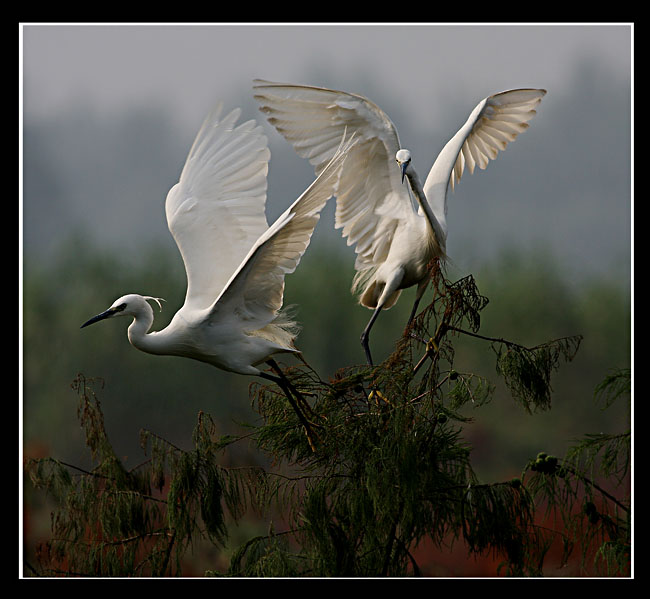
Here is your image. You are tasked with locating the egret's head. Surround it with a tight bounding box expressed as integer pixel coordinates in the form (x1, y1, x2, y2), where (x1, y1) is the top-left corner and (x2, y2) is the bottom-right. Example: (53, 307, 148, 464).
(81, 294, 165, 328)
(395, 149, 412, 183)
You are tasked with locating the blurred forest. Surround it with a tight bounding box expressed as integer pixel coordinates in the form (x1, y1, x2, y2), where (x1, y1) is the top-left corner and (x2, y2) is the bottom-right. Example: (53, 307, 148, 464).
(22, 235, 631, 574)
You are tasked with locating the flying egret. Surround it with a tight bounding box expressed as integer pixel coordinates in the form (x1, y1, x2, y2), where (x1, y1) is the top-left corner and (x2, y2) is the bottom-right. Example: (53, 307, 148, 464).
(253, 80, 546, 365)
(81, 101, 355, 447)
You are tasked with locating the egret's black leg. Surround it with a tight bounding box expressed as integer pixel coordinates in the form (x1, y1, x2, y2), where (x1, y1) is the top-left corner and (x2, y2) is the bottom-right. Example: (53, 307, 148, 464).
(360, 306, 383, 367)
(266, 358, 316, 419)
(260, 361, 319, 451)
(407, 297, 421, 328)
(407, 280, 429, 327)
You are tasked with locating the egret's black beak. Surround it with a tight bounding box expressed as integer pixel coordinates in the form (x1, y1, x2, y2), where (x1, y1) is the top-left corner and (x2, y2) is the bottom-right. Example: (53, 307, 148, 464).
(400, 161, 408, 184)
(81, 308, 114, 328)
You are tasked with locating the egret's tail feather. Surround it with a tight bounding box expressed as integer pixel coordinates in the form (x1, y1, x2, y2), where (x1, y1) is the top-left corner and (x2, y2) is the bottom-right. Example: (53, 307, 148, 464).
(353, 268, 401, 310)
(253, 305, 301, 350)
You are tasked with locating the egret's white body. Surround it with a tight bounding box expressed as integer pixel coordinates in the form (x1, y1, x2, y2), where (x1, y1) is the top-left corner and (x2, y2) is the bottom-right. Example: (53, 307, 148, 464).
(82, 102, 354, 378)
(253, 80, 546, 364)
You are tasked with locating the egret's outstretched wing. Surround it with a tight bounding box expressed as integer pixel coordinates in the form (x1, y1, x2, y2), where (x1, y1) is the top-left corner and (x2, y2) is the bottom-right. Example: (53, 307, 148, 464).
(423, 89, 546, 226)
(165, 103, 271, 312)
(253, 80, 415, 275)
(209, 134, 356, 332)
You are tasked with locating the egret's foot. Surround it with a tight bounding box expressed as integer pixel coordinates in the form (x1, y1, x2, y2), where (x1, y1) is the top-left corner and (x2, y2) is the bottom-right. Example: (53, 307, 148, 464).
(369, 388, 392, 407)
(412, 335, 442, 375)
(426, 336, 439, 354)
(303, 425, 320, 453)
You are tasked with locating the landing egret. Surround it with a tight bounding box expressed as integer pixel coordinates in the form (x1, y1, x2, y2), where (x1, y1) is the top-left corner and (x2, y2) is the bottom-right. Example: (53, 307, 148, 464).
(253, 80, 546, 365)
(81, 101, 355, 446)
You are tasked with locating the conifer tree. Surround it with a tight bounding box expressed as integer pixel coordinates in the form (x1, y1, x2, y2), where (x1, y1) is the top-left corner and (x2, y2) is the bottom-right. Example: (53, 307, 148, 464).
(25, 261, 630, 577)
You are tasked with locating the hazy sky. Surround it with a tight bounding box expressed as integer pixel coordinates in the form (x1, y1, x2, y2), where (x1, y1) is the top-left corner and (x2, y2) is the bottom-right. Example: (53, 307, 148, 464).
(20, 23, 633, 283)
(22, 23, 631, 128)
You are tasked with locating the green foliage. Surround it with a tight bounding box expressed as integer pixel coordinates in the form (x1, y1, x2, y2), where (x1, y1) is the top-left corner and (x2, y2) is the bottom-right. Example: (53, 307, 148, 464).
(26, 375, 263, 576)
(519, 368, 631, 576)
(493, 335, 582, 413)
(27, 375, 181, 576)
(24, 260, 630, 577)
(594, 368, 631, 411)
(237, 261, 594, 576)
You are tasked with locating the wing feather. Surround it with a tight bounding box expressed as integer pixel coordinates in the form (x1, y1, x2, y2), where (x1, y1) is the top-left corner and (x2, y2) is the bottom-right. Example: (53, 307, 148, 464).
(209, 134, 356, 332)
(253, 80, 414, 275)
(446, 89, 546, 191)
(423, 89, 546, 225)
(165, 104, 270, 312)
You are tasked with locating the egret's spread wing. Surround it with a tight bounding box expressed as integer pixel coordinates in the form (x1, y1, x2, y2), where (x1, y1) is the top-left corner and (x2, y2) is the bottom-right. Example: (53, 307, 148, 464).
(209, 134, 356, 332)
(423, 89, 546, 224)
(165, 103, 270, 312)
(253, 80, 415, 274)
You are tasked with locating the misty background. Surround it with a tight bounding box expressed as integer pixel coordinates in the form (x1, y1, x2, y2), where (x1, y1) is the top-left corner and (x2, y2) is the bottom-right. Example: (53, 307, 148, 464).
(21, 23, 631, 494)
(22, 24, 631, 279)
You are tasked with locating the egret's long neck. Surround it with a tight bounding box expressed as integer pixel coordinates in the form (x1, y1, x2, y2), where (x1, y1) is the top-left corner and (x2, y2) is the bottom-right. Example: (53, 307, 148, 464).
(405, 166, 447, 255)
(127, 310, 167, 356)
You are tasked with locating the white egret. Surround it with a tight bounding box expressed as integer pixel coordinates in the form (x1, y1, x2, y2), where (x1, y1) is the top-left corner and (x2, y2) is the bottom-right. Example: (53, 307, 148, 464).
(81, 101, 355, 447)
(253, 80, 546, 365)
